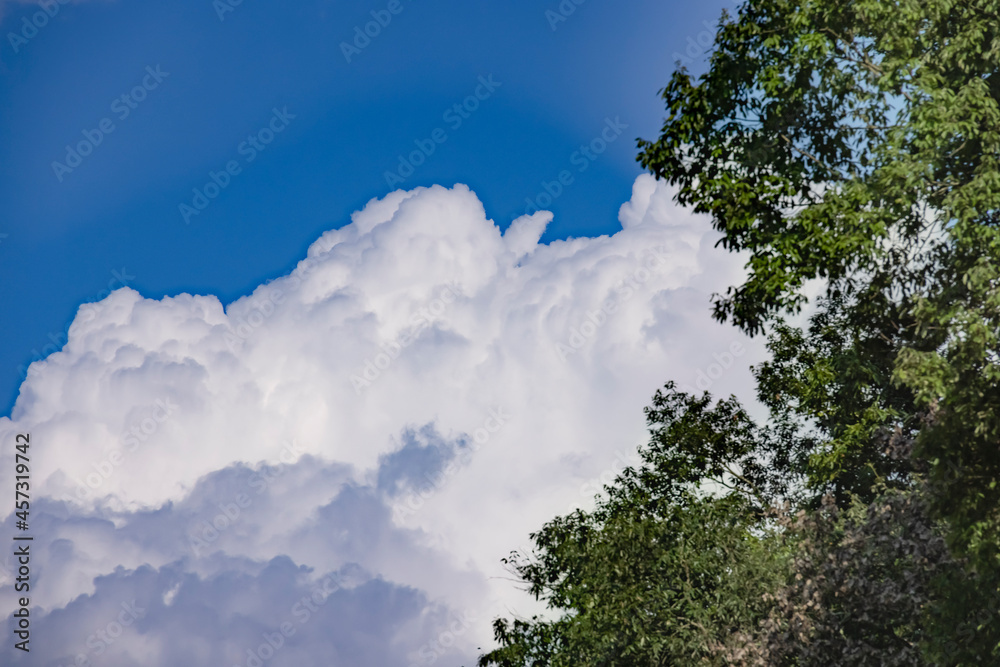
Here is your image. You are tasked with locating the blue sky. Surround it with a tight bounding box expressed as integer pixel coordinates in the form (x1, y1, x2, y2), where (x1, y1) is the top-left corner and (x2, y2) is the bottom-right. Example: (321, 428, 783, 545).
(0, 2, 771, 666)
(0, 0, 730, 415)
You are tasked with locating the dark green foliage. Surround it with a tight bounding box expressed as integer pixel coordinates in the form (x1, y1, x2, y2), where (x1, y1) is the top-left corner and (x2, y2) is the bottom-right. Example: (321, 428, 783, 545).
(479, 0, 1000, 663)
(754, 293, 919, 505)
(638, 0, 1000, 340)
(478, 386, 791, 667)
(729, 489, 952, 666)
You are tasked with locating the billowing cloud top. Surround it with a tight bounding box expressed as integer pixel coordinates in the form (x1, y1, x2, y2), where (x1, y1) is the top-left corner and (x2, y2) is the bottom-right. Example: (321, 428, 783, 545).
(0, 175, 762, 666)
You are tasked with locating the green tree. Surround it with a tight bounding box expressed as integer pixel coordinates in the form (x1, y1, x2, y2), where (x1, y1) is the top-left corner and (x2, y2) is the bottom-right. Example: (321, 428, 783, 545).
(481, 0, 1000, 662)
(635, 0, 1000, 545)
(635, 0, 1000, 656)
(478, 386, 794, 667)
(723, 424, 996, 666)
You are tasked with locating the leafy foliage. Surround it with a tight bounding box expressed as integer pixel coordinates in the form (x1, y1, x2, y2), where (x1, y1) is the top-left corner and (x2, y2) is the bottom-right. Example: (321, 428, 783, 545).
(479, 0, 1000, 663)
(724, 424, 987, 666)
(638, 0, 999, 340)
(478, 386, 792, 667)
(728, 491, 949, 666)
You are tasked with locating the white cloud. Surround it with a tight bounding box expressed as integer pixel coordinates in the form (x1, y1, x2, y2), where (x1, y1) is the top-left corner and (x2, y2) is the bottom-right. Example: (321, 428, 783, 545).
(0, 175, 766, 665)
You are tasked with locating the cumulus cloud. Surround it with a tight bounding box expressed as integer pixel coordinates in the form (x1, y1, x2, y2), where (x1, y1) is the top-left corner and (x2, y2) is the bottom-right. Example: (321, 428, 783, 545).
(0, 175, 765, 665)
(0, 453, 485, 667)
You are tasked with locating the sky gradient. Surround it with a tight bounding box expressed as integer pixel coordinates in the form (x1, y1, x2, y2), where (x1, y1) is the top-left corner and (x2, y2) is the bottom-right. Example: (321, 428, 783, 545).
(0, 0, 734, 414)
(0, 2, 767, 666)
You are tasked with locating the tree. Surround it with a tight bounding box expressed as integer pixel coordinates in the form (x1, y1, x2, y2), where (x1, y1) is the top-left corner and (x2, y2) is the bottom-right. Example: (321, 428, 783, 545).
(478, 386, 794, 667)
(481, 0, 1000, 662)
(635, 0, 1000, 551)
(635, 0, 1000, 655)
(723, 422, 1000, 666)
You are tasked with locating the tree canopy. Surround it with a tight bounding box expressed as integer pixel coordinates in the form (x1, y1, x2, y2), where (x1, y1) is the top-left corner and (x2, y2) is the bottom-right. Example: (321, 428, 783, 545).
(478, 0, 1000, 664)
